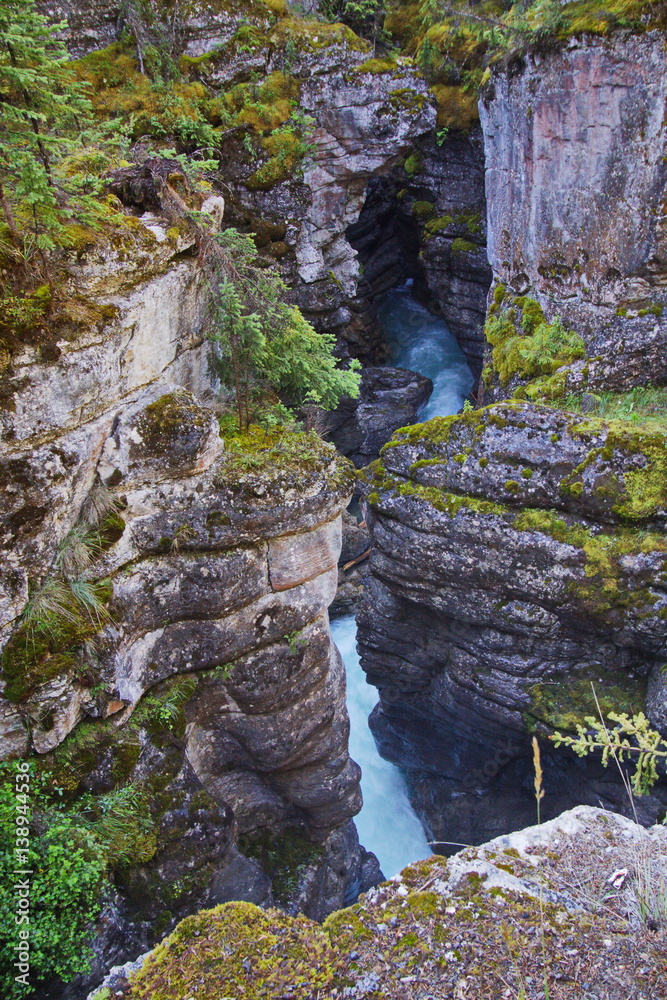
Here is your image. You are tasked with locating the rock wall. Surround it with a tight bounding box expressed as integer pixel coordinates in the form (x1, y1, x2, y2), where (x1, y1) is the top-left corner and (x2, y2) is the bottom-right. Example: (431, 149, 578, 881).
(358, 402, 667, 844)
(0, 217, 380, 996)
(38, 1, 437, 357)
(346, 130, 491, 371)
(326, 367, 433, 468)
(357, 30, 667, 848)
(480, 31, 667, 394)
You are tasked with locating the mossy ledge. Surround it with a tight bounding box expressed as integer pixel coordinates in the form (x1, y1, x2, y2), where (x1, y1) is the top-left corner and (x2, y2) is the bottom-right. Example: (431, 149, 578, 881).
(375, 400, 667, 524)
(100, 807, 667, 1000)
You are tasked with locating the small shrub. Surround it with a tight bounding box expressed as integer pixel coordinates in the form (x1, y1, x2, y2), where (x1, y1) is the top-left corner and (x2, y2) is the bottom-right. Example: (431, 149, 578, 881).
(0, 764, 107, 996)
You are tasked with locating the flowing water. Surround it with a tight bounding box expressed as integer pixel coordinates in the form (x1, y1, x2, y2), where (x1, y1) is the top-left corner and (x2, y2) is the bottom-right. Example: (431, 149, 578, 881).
(331, 286, 472, 876)
(377, 283, 474, 419)
(331, 615, 431, 878)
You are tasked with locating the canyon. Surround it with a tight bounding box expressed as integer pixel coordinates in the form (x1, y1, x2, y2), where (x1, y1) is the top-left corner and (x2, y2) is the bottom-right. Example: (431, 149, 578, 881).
(2, 3, 666, 997)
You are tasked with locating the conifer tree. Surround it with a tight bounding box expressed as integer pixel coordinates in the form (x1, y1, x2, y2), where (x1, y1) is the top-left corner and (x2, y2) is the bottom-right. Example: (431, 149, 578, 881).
(0, 0, 98, 253)
(206, 228, 361, 429)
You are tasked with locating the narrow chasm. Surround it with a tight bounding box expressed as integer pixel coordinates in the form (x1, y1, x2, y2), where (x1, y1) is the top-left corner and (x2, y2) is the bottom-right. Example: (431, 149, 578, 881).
(5, 2, 667, 998)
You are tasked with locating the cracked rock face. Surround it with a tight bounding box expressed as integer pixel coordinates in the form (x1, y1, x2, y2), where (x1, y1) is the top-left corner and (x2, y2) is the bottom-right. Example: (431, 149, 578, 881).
(358, 401, 667, 845)
(345, 131, 491, 370)
(480, 32, 667, 390)
(0, 233, 207, 643)
(326, 366, 433, 468)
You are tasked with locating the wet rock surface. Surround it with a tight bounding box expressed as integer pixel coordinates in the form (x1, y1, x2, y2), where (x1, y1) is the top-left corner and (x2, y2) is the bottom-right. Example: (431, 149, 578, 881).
(331, 511, 371, 618)
(326, 366, 433, 468)
(345, 131, 491, 370)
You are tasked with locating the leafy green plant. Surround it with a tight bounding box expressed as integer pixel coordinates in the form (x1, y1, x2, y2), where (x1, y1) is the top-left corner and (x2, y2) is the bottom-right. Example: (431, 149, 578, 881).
(552, 709, 667, 797)
(436, 125, 450, 145)
(560, 386, 667, 427)
(0, 763, 107, 996)
(0, 478, 122, 701)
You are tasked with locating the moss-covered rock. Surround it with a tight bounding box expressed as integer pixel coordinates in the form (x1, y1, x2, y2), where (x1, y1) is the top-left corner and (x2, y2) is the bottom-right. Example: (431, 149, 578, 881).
(109, 807, 667, 1000)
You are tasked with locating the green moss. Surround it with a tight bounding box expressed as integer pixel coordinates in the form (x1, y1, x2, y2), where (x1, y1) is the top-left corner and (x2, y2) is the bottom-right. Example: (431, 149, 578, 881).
(405, 890, 442, 919)
(450, 237, 477, 253)
(485, 298, 585, 386)
(513, 507, 667, 615)
(126, 901, 342, 999)
(526, 668, 647, 734)
(514, 296, 545, 335)
(520, 468, 533, 480)
(1, 579, 112, 702)
(560, 0, 667, 38)
(412, 199, 436, 219)
(457, 211, 481, 234)
(404, 151, 423, 176)
(216, 423, 354, 497)
(388, 87, 429, 113)
(546, 412, 667, 520)
(521, 370, 571, 404)
(381, 477, 510, 518)
(139, 392, 211, 451)
(324, 905, 374, 943)
(424, 214, 454, 236)
(607, 426, 667, 519)
(41, 673, 201, 797)
(430, 82, 479, 129)
(355, 56, 398, 73)
(504, 480, 520, 492)
(206, 510, 231, 528)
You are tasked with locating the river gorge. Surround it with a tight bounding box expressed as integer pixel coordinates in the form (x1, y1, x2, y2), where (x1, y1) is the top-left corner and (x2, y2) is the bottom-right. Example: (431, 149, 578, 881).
(2, 1, 667, 997)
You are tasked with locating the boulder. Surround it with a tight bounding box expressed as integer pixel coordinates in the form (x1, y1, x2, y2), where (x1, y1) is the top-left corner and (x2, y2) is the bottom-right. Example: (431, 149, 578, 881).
(327, 366, 433, 467)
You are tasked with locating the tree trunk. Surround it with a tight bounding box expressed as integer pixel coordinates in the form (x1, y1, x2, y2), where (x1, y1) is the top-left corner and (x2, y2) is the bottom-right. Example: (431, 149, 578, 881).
(0, 181, 21, 250)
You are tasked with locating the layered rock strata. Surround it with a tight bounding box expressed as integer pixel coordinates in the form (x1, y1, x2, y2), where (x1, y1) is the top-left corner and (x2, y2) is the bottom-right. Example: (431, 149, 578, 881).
(0, 222, 379, 995)
(358, 401, 667, 845)
(357, 30, 667, 848)
(480, 31, 667, 397)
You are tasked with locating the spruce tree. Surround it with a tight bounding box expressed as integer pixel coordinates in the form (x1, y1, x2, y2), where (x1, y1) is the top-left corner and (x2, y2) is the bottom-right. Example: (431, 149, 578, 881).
(0, 0, 98, 253)
(206, 228, 361, 429)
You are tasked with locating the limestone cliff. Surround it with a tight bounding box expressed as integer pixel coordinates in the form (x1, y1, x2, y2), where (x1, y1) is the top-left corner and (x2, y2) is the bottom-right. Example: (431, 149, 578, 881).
(0, 217, 379, 996)
(480, 31, 667, 399)
(359, 402, 667, 844)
